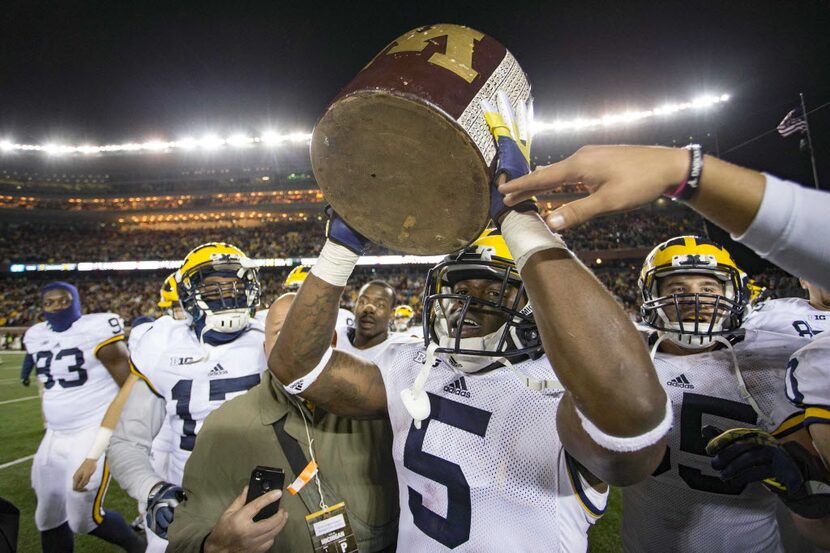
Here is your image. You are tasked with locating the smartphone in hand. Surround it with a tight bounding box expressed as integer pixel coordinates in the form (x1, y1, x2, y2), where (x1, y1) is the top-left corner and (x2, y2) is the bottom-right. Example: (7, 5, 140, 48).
(245, 466, 285, 522)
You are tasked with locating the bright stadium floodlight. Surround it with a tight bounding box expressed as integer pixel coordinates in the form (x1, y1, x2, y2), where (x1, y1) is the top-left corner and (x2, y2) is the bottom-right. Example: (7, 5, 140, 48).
(199, 134, 224, 149)
(227, 134, 254, 147)
(0, 92, 729, 156)
(261, 131, 281, 145)
(532, 92, 729, 135)
(176, 136, 198, 150)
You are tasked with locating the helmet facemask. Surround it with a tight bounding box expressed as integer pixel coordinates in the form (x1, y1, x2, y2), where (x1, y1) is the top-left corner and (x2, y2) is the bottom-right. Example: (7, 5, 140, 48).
(423, 257, 542, 373)
(641, 255, 745, 350)
(178, 253, 261, 335)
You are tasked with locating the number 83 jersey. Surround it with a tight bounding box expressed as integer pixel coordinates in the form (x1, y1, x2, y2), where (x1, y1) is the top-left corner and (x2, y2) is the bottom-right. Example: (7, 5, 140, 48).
(621, 329, 811, 553)
(377, 342, 607, 553)
(23, 313, 125, 432)
(130, 316, 265, 485)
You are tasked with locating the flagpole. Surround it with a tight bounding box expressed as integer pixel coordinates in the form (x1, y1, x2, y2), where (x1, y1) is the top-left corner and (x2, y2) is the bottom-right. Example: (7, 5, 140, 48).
(800, 92, 820, 189)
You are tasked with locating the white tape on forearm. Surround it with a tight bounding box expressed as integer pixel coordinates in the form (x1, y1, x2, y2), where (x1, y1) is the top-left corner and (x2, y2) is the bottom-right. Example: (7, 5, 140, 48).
(86, 427, 113, 460)
(501, 210, 568, 272)
(283, 347, 333, 395)
(575, 394, 673, 452)
(310, 240, 359, 287)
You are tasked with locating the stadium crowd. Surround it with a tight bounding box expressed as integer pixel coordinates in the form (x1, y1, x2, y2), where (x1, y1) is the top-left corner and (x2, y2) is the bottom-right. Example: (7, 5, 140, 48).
(1, 209, 703, 265)
(0, 189, 323, 212)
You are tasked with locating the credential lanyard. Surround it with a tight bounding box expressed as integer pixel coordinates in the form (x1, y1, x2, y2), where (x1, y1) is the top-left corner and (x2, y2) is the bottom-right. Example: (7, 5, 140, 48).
(272, 415, 333, 511)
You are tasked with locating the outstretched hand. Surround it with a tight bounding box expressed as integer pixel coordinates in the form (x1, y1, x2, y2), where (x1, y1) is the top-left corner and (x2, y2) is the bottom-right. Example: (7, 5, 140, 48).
(499, 145, 689, 231)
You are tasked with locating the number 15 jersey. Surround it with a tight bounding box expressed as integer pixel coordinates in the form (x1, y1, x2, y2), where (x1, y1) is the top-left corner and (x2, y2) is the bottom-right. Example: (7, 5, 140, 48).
(376, 342, 607, 553)
(130, 317, 266, 485)
(23, 313, 125, 432)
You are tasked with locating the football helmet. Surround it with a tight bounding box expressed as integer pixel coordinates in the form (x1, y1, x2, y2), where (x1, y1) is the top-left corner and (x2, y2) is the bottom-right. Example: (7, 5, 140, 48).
(392, 304, 415, 332)
(176, 242, 261, 334)
(422, 229, 542, 373)
(157, 272, 179, 311)
(283, 264, 310, 292)
(640, 235, 747, 349)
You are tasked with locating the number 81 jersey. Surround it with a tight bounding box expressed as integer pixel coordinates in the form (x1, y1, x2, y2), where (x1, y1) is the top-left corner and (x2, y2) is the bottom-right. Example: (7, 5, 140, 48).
(129, 316, 265, 485)
(23, 313, 125, 432)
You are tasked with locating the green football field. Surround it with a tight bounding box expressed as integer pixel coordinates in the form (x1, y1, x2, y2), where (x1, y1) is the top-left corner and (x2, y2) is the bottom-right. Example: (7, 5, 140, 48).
(0, 351, 623, 552)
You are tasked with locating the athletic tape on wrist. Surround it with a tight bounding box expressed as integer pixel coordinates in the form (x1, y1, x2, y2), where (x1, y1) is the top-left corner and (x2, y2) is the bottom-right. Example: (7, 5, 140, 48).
(283, 347, 333, 395)
(501, 210, 568, 272)
(86, 427, 113, 460)
(310, 240, 359, 287)
(575, 394, 673, 452)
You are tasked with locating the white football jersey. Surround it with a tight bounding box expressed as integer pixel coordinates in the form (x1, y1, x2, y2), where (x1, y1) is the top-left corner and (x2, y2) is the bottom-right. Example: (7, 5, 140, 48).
(336, 308, 354, 330)
(622, 329, 811, 553)
(23, 313, 124, 432)
(394, 326, 424, 339)
(130, 316, 266, 484)
(375, 342, 607, 552)
(127, 319, 155, 351)
(786, 332, 830, 427)
(743, 297, 829, 338)
(333, 320, 420, 363)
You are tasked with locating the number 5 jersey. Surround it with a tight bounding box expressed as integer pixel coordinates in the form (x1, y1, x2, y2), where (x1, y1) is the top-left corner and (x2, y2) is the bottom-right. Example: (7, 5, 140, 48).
(23, 312, 125, 431)
(621, 329, 811, 553)
(376, 341, 608, 553)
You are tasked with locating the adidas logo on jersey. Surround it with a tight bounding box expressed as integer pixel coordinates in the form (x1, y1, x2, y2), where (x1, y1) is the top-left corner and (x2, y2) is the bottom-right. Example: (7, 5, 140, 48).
(667, 374, 694, 389)
(208, 363, 228, 377)
(443, 376, 471, 398)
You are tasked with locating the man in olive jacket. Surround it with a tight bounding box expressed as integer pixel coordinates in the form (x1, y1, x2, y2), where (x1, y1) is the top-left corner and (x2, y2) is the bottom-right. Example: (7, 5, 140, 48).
(167, 293, 399, 553)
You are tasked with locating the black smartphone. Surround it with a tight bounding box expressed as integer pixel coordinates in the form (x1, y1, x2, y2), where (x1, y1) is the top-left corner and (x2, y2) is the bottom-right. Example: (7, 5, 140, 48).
(245, 466, 285, 521)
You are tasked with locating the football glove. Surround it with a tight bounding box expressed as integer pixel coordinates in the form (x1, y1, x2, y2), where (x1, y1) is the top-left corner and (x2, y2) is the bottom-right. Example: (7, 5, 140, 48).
(704, 426, 830, 519)
(481, 91, 539, 226)
(324, 205, 370, 256)
(21, 377, 30, 387)
(146, 481, 185, 538)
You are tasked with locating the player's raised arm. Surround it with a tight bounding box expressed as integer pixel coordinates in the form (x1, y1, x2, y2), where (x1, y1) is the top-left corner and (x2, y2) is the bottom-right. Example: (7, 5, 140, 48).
(268, 209, 387, 419)
(483, 95, 668, 485)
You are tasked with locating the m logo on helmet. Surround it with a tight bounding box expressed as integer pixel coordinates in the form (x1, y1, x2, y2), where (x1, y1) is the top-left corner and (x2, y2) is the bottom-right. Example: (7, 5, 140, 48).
(673, 254, 717, 268)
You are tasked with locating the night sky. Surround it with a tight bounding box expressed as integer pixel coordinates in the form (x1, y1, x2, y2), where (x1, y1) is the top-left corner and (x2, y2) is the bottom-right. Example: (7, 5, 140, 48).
(2, 0, 829, 185)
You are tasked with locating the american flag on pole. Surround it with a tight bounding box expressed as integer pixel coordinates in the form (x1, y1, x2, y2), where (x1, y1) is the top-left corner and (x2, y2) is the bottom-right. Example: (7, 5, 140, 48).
(777, 106, 808, 137)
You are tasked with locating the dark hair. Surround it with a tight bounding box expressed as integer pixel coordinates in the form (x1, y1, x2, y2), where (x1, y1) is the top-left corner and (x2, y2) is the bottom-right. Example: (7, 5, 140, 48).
(359, 280, 396, 303)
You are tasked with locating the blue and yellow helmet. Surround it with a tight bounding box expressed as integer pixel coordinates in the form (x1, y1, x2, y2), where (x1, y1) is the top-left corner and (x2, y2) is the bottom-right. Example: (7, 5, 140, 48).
(639, 235, 747, 348)
(422, 229, 541, 373)
(176, 242, 261, 333)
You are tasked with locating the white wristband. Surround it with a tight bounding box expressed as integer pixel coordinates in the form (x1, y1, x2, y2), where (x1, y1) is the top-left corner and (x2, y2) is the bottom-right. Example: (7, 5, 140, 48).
(500, 210, 568, 272)
(574, 394, 673, 452)
(283, 347, 333, 395)
(86, 427, 113, 460)
(310, 240, 359, 287)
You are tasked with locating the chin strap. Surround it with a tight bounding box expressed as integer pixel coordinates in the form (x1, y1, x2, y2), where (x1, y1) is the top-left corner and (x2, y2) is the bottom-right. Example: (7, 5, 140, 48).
(651, 333, 773, 427)
(400, 343, 438, 429)
(498, 356, 561, 394)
